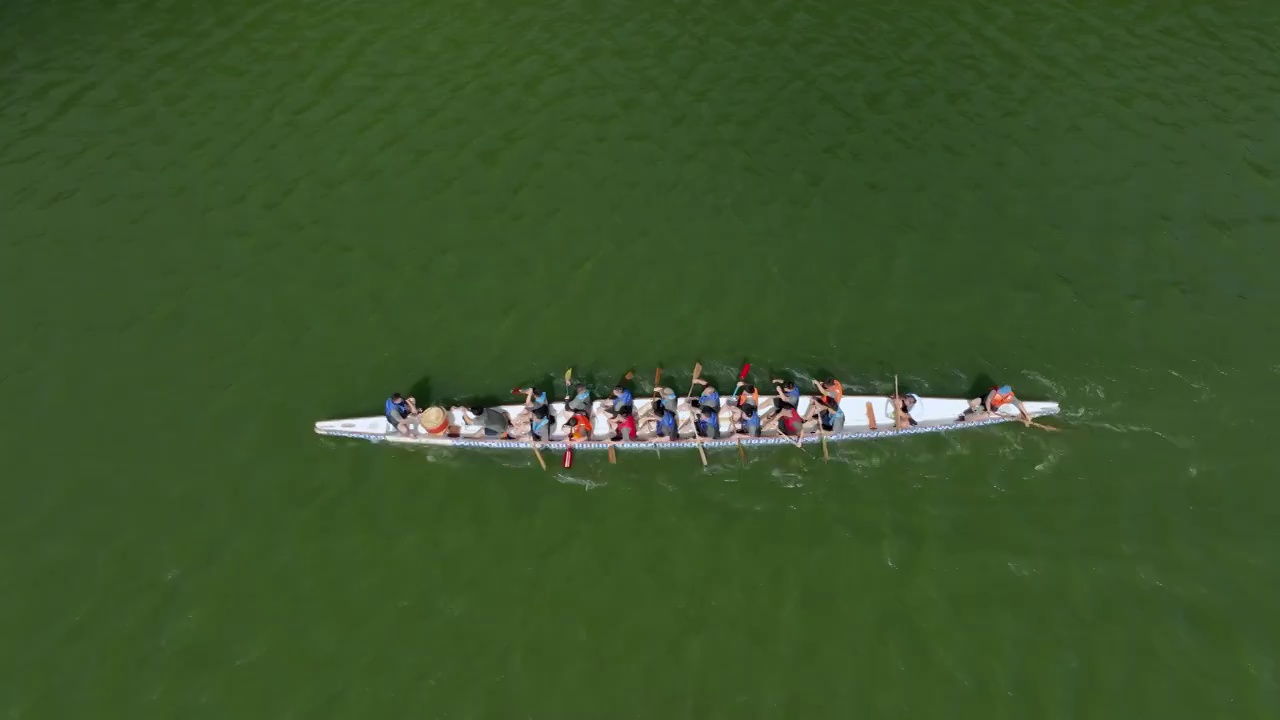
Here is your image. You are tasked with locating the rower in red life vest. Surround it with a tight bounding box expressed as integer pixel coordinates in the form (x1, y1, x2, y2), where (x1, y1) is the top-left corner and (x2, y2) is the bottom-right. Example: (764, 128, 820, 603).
(777, 405, 805, 438)
(958, 385, 1029, 424)
(608, 406, 638, 442)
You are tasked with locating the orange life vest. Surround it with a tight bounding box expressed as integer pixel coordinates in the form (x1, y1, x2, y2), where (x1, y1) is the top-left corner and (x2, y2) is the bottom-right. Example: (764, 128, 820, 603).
(570, 413, 593, 440)
(990, 386, 1015, 409)
(738, 389, 759, 408)
(826, 380, 844, 404)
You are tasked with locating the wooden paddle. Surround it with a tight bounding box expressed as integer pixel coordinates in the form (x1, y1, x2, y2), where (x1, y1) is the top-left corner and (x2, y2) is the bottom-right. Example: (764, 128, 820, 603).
(695, 433, 708, 466)
(686, 362, 703, 398)
(561, 367, 574, 468)
(820, 407, 829, 461)
(532, 441, 547, 470)
(737, 439, 745, 465)
(608, 444, 616, 464)
(894, 375, 903, 431)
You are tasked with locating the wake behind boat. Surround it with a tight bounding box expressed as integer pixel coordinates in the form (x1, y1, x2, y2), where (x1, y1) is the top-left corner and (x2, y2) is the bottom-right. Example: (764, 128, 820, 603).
(314, 392, 1061, 451)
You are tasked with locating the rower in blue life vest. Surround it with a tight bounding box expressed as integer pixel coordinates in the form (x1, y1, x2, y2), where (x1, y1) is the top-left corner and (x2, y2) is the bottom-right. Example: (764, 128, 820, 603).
(764, 378, 801, 419)
(735, 403, 763, 437)
(690, 378, 720, 415)
(385, 393, 420, 436)
(642, 402, 681, 441)
(605, 384, 634, 418)
(694, 404, 721, 439)
(651, 385, 681, 418)
(561, 383, 592, 424)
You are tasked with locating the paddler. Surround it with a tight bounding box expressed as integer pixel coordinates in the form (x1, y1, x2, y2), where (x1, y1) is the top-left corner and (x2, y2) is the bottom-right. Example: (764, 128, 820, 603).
(890, 392, 919, 428)
(776, 405, 805, 438)
(735, 403, 763, 437)
(564, 411, 594, 442)
(385, 393, 420, 436)
(641, 403, 680, 441)
(604, 384, 634, 418)
(520, 386, 549, 412)
(812, 395, 845, 434)
(957, 384, 1029, 423)
(650, 385, 681, 419)
(563, 382, 592, 419)
(728, 382, 759, 432)
(455, 405, 513, 439)
(690, 378, 720, 415)
(764, 378, 801, 418)
(608, 406, 638, 442)
(694, 404, 720, 439)
(814, 377, 844, 406)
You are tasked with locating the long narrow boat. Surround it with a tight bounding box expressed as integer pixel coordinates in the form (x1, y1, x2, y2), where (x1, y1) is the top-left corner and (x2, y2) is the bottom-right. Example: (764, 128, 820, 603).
(314, 394, 1060, 450)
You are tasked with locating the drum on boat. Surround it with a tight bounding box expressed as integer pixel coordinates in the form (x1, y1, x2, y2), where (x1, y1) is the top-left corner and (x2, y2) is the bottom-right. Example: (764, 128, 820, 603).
(421, 406, 448, 435)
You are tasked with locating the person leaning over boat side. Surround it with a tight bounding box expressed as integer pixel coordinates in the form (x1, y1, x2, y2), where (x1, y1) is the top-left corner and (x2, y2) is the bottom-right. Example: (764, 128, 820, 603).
(455, 405, 513, 439)
(958, 384, 1029, 424)
(525, 402, 552, 442)
(385, 393, 420, 436)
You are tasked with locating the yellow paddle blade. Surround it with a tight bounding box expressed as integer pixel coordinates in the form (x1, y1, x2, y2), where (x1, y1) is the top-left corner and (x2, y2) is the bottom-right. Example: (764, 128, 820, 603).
(564, 368, 573, 383)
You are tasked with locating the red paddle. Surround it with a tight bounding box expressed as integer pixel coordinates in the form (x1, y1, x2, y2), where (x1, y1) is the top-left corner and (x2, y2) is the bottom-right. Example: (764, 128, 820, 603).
(738, 363, 751, 381)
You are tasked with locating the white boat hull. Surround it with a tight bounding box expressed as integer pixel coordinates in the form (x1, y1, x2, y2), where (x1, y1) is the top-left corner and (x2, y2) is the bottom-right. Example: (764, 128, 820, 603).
(314, 394, 1060, 451)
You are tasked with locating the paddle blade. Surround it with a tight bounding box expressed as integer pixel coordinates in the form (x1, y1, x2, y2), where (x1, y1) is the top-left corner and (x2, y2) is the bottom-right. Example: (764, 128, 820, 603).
(511, 387, 522, 395)
(564, 368, 573, 385)
(691, 362, 702, 380)
(562, 448, 573, 468)
(654, 368, 662, 388)
(608, 446, 617, 464)
(738, 363, 751, 380)
(533, 445, 547, 470)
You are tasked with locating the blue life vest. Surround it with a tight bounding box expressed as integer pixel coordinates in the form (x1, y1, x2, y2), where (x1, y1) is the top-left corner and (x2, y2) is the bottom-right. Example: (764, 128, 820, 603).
(616, 389, 633, 407)
(701, 390, 720, 409)
(744, 412, 761, 429)
(573, 390, 590, 405)
(532, 391, 548, 406)
(784, 386, 800, 401)
(385, 397, 408, 417)
(657, 410, 676, 431)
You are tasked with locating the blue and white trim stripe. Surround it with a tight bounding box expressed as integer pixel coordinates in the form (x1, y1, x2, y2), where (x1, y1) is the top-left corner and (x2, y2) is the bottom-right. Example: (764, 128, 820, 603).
(316, 408, 1058, 450)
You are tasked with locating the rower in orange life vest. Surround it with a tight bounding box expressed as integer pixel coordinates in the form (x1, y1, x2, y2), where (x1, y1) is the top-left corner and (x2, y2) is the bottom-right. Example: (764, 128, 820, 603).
(958, 384, 1030, 424)
(564, 411, 594, 442)
(814, 377, 843, 406)
(729, 383, 760, 435)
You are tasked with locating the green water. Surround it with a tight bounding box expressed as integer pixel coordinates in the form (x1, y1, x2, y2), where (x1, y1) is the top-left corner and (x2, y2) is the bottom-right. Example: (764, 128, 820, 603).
(4, 0, 1279, 716)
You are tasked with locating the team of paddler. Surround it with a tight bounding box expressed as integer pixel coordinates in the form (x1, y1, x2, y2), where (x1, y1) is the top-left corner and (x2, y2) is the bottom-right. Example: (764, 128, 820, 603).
(382, 364, 1040, 467)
